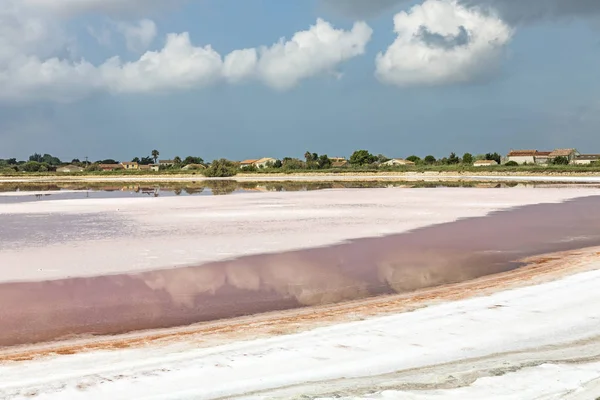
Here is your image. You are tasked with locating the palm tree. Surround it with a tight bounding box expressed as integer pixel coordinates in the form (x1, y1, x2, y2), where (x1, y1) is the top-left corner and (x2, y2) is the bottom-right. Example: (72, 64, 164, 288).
(151, 149, 159, 164)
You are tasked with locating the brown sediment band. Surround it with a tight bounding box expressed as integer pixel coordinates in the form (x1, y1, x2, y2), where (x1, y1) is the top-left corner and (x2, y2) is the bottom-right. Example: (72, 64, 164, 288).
(0, 196, 599, 348)
(0, 246, 598, 363)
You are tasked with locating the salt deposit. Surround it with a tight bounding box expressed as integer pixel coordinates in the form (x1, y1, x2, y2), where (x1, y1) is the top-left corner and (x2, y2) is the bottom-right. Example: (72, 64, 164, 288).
(0, 187, 598, 282)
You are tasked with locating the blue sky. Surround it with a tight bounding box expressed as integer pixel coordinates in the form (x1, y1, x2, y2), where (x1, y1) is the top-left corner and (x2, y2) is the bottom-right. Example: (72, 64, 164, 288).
(1, 0, 599, 162)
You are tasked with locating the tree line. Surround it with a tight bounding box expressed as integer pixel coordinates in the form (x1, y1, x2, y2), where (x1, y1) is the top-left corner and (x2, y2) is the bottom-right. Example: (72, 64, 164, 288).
(0, 149, 591, 176)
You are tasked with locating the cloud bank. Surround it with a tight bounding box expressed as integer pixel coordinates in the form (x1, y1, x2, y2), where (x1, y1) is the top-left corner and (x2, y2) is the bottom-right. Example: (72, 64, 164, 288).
(321, 0, 600, 24)
(0, 1, 373, 102)
(375, 0, 513, 87)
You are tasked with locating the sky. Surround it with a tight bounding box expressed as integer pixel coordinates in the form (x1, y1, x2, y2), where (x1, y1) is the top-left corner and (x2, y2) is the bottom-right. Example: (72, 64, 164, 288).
(1, 0, 599, 162)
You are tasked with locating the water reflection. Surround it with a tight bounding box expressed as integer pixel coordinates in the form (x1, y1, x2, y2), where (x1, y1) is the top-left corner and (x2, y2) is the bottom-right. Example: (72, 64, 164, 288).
(3, 181, 600, 204)
(0, 196, 599, 347)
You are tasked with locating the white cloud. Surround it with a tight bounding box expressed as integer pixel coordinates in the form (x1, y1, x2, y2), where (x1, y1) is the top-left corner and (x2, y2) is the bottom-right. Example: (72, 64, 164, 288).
(116, 19, 157, 52)
(0, 9, 372, 102)
(252, 18, 373, 90)
(375, 0, 513, 87)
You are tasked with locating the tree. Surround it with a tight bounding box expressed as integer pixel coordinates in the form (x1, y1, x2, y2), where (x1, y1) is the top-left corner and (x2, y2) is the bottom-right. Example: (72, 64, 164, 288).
(552, 156, 569, 165)
(71, 158, 81, 164)
(272, 159, 283, 168)
(376, 154, 390, 163)
(42, 154, 61, 165)
(282, 158, 306, 170)
(447, 152, 460, 165)
(318, 154, 332, 169)
(203, 159, 238, 177)
(462, 153, 474, 165)
(6, 158, 17, 165)
(151, 149, 159, 164)
(29, 153, 43, 163)
(183, 156, 204, 165)
(504, 161, 519, 167)
(349, 150, 377, 166)
(131, 157, 141, 163)
(485, 152, 502, 164)
(173, 156, 182, 166)
(140, 156, 153, 165)
(85, 163, 102, 172)
(21, 161, 45, 172)
(424, 155, 436, 165)
(96, 159, 118, 164)
(406, 155, 421, 163)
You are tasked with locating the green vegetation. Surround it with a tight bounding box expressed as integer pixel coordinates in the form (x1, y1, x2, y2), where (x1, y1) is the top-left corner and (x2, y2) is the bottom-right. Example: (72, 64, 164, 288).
(2, 148, 600, 177)
(203, 158, 237, 177)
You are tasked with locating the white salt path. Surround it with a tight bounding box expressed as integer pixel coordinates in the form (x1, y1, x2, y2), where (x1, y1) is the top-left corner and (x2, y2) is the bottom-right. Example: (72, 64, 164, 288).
(1, 267, 599, 400)
(0, 187, 598, 282)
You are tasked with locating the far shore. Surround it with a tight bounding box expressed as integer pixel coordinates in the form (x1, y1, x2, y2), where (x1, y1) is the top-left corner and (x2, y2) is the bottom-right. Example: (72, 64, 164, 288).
(1, 170, 600, 184)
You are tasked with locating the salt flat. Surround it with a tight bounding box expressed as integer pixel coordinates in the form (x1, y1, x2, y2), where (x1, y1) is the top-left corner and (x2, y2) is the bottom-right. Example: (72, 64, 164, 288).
(1, 261, 599, 400)
(0, 187, 598, 282)
(1, 187, 599, 399)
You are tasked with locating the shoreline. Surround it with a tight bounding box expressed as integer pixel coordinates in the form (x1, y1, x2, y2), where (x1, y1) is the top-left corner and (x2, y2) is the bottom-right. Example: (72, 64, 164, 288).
(1, 245, 598, 360)
(0, 246, 598, 399)
(1, 171, 600, 184)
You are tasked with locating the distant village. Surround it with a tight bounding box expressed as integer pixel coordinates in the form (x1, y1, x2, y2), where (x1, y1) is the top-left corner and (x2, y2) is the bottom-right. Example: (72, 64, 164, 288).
(1, 148, 599, 174)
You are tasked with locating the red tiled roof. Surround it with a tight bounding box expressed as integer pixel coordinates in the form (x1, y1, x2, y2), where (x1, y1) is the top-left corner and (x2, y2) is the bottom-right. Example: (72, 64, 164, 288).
(549, 149, 576, 157)
(507, 150, 537, 157)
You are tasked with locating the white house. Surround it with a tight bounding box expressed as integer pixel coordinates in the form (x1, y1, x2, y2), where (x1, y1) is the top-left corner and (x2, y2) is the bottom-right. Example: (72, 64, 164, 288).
(549, 149, 579, 162)
(506, 150, 538, 165)
(382, 159, 415, 166)
(240, 158, 277, 168)
(572, 154, 600, 165)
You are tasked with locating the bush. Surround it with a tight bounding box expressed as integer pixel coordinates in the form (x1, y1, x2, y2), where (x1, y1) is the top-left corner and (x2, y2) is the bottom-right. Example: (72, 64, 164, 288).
(203, 159, 238, 177)
(85, 164, 102, 172)
(504, 161, 519, 166)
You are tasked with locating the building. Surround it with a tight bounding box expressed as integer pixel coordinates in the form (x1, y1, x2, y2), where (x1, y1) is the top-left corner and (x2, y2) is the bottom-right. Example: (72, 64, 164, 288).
(56, 165, 84, 173)
(572, 154, 600, 165)
(121, 161, 139, 170)
(138, 165, 151, 171)
(239, 159, 258, 168)
(382, 158, 416, 167)
(330, 157, 347, 163)
(331, 160, 349, 168)
(150, 164, 160, 172)
(534, 152, 552, 165)
(239, 158, 277, 169)
(182, 164, 206, 170)
(506, 150, 538, 165)
(473, 160, 499, 167)
(99, 164, 124, 171)
(159, 160, 175, 167)
(549, 149, 579, 162)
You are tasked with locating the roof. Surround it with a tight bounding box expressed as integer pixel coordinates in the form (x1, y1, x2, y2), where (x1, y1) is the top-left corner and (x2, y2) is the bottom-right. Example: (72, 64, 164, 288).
(159, 160, 174, 164)
(535, 151, 552, 156)
(507, 150, 537, 157)
(138, 165, 151, 169)
(182, 163, 206, 170)
(330, 157, 346, 162)
(384, 159, 415, 165)
(255, 158, 276, 164)
(473, 160, 498, 165)
(121, 162, 138, 165)
(240, 159, 259, 165)
(549, 149, 576, 157)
